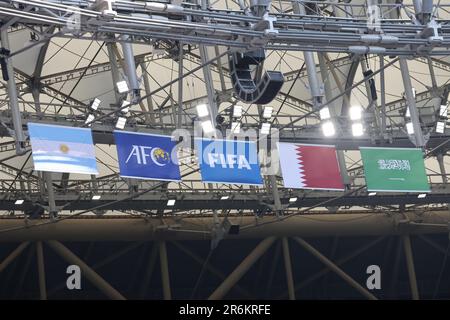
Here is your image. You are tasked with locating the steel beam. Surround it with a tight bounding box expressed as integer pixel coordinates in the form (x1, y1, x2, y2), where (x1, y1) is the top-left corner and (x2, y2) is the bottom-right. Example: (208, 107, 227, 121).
(209, 237, 276, 300)
(36, 241, 47, 300)
(46, 240, 126, 300)
(282, 237, 295, 300)
(159, 241, 171, 300)
(402, 235, 420, 300)
(0, 241, 29, 273)
(293, 237, 377, 300)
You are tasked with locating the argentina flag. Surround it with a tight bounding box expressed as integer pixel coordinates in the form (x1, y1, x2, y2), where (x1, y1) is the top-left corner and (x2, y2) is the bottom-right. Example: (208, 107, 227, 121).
(28, 123, 98, 175)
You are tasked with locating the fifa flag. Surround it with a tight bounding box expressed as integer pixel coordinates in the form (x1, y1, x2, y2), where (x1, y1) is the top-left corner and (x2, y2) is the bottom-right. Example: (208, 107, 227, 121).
(360, 147, 429, 192)
(114, 131, 181, 182)
(28, 122, 98, 175)
(278, 142, 344, 190)
(195, 138, 263, 185)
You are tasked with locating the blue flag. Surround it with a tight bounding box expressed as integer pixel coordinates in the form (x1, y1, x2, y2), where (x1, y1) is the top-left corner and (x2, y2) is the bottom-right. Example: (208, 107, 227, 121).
(114, 131, 181, 182)
(195, 138, 263, 185)
(28, 122, 98, 175)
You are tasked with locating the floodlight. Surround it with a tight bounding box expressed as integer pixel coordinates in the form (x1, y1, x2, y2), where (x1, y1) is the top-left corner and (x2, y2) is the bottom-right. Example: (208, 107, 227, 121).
(261, 123, 271, 135)
(15, 199, 24, 205)
(220, 196, 229, 200)
(368, 192, 377, 196)
(167, 199, 176, 206)
(352, 123, 364, 137)
(232, 105, 243, 118)
(85, 114, 95, 126)
(92, 195, 101, 200)
(418, 193, 427, 199)
(116, 80, 129, 94)
(196, 104, 209, 118)
(440, 104, 448, 118)
(349, 105, 362, 121)
(90, 98, 101, 110)
(436, 121, 445, 134)
(263, 106, 273, 119)
(289, 197, 298, 203)
(116, 117, 127, 129)
(201, 120, 214, 133)
(321, 121, 335, 137)
(121, 100, 130, 113)
(319, 107, 330, 120)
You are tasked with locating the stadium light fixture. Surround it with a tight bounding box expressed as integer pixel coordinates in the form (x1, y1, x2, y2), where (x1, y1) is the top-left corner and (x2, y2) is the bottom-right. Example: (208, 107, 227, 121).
(116, 117, 127, 129)
(349, 105, 362, 121)
(220, 195, 230, 200)
(92, 195, 101, 200)
(232, 105, 243, 118)
(85, 114, 95, 126)
(319, 107, 331, 120)
(321, 121, 335, 137)
(352, 123, 364, 137)
(368, 192, 377, 196)
(289, 197, 298, 203)
(14, 199, 24, 205)
(196, 104, 209, 118)
(90, 98, 101, 110)
(121, 100, 130, 113)
(406, 122, 414, 134)
(261, 123, 271, 135)
(417, 193, 427, 199)
(436, 121, 445, 134)
(201, 120, 214, 133)
(263, 106, 273, 119)
(116, 80, 129, 94)
(167, 199, 176, 206)
(405, 107, 411, 118)
(440, 104, 448, 118)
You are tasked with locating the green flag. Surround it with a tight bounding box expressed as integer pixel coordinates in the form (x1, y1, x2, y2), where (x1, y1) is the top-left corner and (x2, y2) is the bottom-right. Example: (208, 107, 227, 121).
(360, 147, 430, 192)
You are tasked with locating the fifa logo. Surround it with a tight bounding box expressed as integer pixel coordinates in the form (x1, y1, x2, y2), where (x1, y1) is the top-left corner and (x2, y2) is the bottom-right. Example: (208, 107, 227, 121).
(207, 153, 251, 170)
(125, 145, 171, 166)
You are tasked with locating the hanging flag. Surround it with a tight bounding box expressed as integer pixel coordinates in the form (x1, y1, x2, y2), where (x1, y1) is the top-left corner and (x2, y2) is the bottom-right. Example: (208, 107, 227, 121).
(360, 147, 430, 192)
(28, 122, 98, 175)
(278, 142, 344, 190)
(114, 131, 181, 182)
(195, 138, 263, 185)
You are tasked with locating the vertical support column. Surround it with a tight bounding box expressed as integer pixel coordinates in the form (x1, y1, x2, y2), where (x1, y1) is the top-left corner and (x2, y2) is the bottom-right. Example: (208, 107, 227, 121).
(159, 241, 172, 300)
(317, 54, 350, 186)
(44, 172, 57, 219)
(399, 58, 426, 147)
(177, 43, 184, 129)
(269, 175, 282, 217)
(292, 1, 322, 108)
(402, 235, 420, 300)
(209, 237, 276, 300)
(0, 29, 26, 154)
(282, 237, 295, 300)
(379, 56, 387, 138)
(120, 35, 140, 100)
(36, 241, 47, 300)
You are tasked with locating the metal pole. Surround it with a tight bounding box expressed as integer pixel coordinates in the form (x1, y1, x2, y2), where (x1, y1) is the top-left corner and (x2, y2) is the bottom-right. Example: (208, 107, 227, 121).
(0, 29, 26, 154)
(177, 43, 183, 129)
(380, 56, 386, 137)
(46, 240, 126, 300)
(159, 241, 172, 300)
(106, 43, 122, 103)
(292, 1, 322, 108)
(209, 237, 276, 300)
(293, 237, 377, 300)
(0, 242, 29, 273)
(44, 172, 57, 219)
(399, 58, 426, 147)
(402, 235, 420, 300)
(36, 241, 47, 300)
(120, 35, 140, 99)
(282, 237, 295, 300)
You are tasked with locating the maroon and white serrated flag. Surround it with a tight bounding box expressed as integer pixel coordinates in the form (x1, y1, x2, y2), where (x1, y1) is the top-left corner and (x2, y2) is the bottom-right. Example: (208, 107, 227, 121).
(278, 142, 345, 190)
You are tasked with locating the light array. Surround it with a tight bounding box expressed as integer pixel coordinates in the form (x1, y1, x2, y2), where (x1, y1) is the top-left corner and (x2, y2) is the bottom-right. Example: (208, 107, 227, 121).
(350, 105, 364, 137)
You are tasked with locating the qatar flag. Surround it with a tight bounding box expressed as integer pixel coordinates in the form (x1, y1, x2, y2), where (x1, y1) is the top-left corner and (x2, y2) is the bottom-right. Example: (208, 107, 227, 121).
(278, 142, 344, 190)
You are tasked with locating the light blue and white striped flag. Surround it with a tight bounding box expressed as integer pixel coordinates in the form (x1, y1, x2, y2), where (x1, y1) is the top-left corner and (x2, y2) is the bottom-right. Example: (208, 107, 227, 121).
(28, 123, 98, 175)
